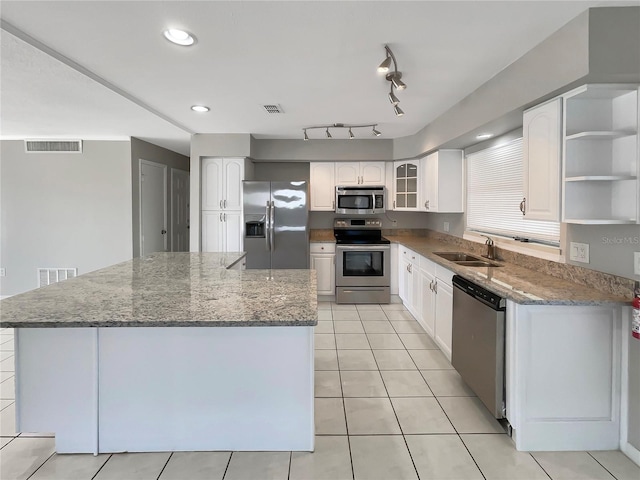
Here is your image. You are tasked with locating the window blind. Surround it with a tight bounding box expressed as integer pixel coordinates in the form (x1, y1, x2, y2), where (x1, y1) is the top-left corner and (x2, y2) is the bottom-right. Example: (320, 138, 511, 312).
(466, 138, 560, 244)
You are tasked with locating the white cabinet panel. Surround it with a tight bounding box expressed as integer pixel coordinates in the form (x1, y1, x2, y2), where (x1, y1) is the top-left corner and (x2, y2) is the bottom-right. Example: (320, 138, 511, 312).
(418, 268, 436, 338)
(394, 161, 420, 210)
(224, 211, 243, 252)
(523, 98, 562, 221)
(434, 281, 453, 360)
(310, 253, 335, 296)
(421, 150, 464, 213)
(335, 163, 360, 186)
(201, 159, 224, 210)
(201, 211, 223, 252)
(360, 162, 385, 185)
(310, 162, 336, 211)
(223, 158, 244, 211)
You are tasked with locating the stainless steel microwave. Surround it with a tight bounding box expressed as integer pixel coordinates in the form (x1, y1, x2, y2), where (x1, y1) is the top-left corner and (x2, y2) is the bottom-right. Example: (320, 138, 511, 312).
(335, 186, 385, 215)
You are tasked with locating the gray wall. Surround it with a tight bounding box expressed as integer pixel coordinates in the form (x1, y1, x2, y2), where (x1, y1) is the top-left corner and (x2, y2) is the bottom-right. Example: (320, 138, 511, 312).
(251, 139, 393, 161)
(253, 162, 310, 182)
(0, 140, 133, 296)
(131, 138, 189, 257)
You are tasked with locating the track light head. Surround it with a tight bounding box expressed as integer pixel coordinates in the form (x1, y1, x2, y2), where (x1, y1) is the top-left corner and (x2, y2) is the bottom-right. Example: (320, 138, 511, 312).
(303, 129, 309, 141)
(389, 73, 406, 90)
(348, 128, 355, 139)
(372, 127, 381, 137)
(326, 128, 332, 139)
(388, 88, 400, 106)
(377, 55, 392, 73)
(394, 104, 404, 117)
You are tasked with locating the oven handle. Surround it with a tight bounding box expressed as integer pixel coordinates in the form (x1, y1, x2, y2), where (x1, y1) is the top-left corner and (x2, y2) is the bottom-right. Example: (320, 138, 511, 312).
(336, 245, 391, 251)
(340, 288, 387, 293)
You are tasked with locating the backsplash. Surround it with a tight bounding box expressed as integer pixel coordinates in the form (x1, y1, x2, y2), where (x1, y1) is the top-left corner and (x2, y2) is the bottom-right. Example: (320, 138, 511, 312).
(382, 229, 636, 299)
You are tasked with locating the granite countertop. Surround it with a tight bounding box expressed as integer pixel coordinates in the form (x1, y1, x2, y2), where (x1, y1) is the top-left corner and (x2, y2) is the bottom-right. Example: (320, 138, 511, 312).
(385, 235, 630, 306)
(0, 253, 318, 328)
(310, 229, 335, 242)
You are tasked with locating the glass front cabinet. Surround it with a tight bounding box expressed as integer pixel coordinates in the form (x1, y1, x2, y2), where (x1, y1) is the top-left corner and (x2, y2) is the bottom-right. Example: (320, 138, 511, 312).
(394, 160, 420, 210)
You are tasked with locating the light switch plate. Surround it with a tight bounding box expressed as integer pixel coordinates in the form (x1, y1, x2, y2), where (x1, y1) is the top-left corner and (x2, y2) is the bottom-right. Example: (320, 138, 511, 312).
(634, 252, 640, 275)
(443, 222, 450, 232)
(569, 242, 590, 263)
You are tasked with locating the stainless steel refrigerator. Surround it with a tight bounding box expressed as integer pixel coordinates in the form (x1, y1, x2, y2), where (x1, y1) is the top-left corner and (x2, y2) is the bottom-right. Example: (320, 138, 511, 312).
(242, 181, 309, 269)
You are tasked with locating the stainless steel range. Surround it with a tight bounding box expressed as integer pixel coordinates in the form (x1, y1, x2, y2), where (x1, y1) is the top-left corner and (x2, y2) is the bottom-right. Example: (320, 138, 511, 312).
(334, 218, 390, 304)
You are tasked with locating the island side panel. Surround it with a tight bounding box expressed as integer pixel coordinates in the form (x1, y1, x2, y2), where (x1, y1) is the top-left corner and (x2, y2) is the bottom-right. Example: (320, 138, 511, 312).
(98, 326, 314, 453)
(507, 302, 622, 451)
(16, 328, 99, 453)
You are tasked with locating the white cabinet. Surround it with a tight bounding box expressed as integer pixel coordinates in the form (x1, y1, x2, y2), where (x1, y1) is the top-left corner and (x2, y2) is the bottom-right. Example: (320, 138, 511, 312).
(417, 256, 454, 360)
(201, 157, 249, 252)
(398, 247, 420, 319)
(507, 301, 624, 451)
(561, 84, 639, 224)
(202, 211, 242, 253)
(522, 98, 562, 221)
(420, 150, 464, 213)
(310, 162, 336, 211)
(310, 243, 336, 296)
(393, 161, 420, 210)
(335, 162, 385, 186)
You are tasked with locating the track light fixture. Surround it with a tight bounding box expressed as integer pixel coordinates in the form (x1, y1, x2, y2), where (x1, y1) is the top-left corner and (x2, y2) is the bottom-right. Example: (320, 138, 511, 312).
(302, 123, 381, 140)
(378, 45, 406, 115)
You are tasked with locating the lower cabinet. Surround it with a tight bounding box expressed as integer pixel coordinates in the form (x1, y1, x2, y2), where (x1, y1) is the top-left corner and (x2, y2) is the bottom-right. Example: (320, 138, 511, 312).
(310, 243, 335, 296)
(202, 210, 243, 252)
(398, 247, 420, 318)
(433, 276, 453, 360)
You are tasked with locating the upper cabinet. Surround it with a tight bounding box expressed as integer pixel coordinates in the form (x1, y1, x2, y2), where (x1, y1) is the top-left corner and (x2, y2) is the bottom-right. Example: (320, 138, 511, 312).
(561, 84, 639, 224)
(201, 157, 246, 212)
(335, 162, 385, 186)
(522, 98, 562, 221)
(420, 150, 464, 213)
(394, 160, 420, 210)
(310, 162, 336, 211)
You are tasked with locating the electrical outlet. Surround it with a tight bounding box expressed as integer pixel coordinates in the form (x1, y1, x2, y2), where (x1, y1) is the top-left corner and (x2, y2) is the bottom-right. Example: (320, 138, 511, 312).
(569, 242, 590, 263)
(634, 252, 640, 276)
(443, 222, 450, 232)
(0, 268, 5, 277)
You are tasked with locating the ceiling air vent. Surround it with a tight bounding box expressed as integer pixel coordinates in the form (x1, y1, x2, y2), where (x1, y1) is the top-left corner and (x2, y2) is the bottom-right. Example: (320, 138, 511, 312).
(262, 104, 284, 114)
(25, 140, 83, 153)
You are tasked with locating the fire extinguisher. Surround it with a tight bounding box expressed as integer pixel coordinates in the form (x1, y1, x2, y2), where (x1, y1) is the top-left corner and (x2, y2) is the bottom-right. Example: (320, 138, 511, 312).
(633, 283, 640, 340)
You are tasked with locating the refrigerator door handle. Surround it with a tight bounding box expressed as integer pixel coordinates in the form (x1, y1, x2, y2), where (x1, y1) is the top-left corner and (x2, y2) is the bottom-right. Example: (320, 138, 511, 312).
(269, 200, 275, 252)
(265, 201, 271, 251)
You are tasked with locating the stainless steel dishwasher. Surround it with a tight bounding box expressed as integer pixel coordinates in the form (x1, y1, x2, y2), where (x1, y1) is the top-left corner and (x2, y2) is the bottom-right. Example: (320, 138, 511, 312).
(451, 275, 506, 418)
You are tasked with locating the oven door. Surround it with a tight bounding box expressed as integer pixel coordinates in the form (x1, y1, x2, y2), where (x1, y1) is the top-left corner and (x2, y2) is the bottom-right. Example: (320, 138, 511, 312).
(335, 244, 390, 287)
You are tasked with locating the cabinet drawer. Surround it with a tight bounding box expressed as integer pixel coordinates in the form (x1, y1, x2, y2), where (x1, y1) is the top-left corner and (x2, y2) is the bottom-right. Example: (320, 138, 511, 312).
(419, 255, 436, 274)
(400, 247, 418, 262)
(310, 242, 336, 254)
(435, 265, 454, 286)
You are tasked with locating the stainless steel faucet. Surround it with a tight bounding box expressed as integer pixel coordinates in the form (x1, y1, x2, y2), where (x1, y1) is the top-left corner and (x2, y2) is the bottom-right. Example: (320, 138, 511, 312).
(480, 235, 496, 260)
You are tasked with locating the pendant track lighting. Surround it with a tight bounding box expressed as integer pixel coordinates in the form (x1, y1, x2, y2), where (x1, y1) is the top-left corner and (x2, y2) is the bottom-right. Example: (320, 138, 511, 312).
(302, 123, 381, 140)
(378, 45, 407, 115)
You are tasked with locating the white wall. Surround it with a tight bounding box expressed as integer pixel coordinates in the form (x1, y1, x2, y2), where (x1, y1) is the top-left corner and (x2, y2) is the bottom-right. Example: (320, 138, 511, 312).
(0, 140, 133, 296)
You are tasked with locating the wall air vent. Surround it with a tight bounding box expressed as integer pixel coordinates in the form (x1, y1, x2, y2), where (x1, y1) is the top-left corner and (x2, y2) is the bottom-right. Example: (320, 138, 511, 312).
(25, 140, 83, 153)
(262, 104, 284, 114)
(38, 268, 77, 287)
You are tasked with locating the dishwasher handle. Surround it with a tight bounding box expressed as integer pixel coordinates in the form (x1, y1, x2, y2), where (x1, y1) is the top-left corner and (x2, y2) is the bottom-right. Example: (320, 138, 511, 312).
(452, 275, 506, 311)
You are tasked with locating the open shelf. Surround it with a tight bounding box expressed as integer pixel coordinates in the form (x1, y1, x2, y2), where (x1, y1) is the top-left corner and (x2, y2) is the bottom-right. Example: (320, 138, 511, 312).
(565, 130, 636, 141)
(564, 175, 637, 182)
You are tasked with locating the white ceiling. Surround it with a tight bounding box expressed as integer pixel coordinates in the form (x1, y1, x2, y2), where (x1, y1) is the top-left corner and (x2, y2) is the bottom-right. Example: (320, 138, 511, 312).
(0, 1, 623, 156)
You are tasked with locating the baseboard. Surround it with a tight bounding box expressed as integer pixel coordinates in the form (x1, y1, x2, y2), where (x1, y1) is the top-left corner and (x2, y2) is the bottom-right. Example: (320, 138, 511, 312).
(621, 441, 640, 467)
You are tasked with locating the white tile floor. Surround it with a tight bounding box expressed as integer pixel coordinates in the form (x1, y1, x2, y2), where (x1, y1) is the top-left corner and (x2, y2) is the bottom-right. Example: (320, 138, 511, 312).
(1, 302, 640, 479)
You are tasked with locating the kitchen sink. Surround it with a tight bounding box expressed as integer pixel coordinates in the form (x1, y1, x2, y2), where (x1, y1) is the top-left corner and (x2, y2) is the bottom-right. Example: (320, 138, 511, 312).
(433, 252, 502, 268)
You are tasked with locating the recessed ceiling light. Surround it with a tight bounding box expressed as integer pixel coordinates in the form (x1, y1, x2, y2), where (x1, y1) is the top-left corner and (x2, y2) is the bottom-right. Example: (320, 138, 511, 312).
(476, 133, 493, 140)
(163, 29, 196, 46)
(191, 105, 210, 112)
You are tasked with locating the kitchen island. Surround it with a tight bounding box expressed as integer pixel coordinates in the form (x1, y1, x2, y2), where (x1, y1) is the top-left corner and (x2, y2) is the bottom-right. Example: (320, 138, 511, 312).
(0, 253, 318, 454)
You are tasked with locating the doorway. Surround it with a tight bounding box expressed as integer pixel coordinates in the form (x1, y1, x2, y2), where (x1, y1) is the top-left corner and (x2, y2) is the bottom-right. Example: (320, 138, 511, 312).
(139, 160, 167, 257)
(171, 168, 190, 252)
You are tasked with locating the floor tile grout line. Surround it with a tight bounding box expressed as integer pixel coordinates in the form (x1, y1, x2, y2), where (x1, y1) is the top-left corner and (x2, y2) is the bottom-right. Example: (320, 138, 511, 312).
(25, 449, 56, 480)
(332, 313, 356, 480)
(457, 434, 488, 480)
(90, 453, 113, 480)
(586, 452, 621, 480)
(221, 451, 233, 480)
(155, 451, 173, 480)
(528, 451, 554, 480)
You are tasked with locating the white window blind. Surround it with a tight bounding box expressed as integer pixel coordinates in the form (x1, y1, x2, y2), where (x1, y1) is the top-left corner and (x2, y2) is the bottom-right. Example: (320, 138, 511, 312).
(466, 138, 560, 244)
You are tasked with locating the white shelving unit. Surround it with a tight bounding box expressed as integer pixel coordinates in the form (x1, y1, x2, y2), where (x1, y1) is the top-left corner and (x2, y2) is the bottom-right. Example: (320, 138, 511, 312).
(562, 84, 639, 224)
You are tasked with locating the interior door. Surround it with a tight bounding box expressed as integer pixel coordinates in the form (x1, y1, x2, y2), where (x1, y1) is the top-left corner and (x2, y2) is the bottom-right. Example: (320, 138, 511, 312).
(140, 160, 167, 256)
(171, 168, 190, 252)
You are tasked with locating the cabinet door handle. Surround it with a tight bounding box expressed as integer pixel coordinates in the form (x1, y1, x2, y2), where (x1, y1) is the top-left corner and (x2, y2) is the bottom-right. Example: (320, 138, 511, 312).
(433, 281, 438, 294)
(224, 199, 227, 209)
(219, 212, 223, 222)
(332, 200, 335, 210)
(520, 197, 526, 216)
(223, 213, 226, 222)
(393, 200, 396, 209)
(429, 280, 433, 291)
(219, 200, 223, 209)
